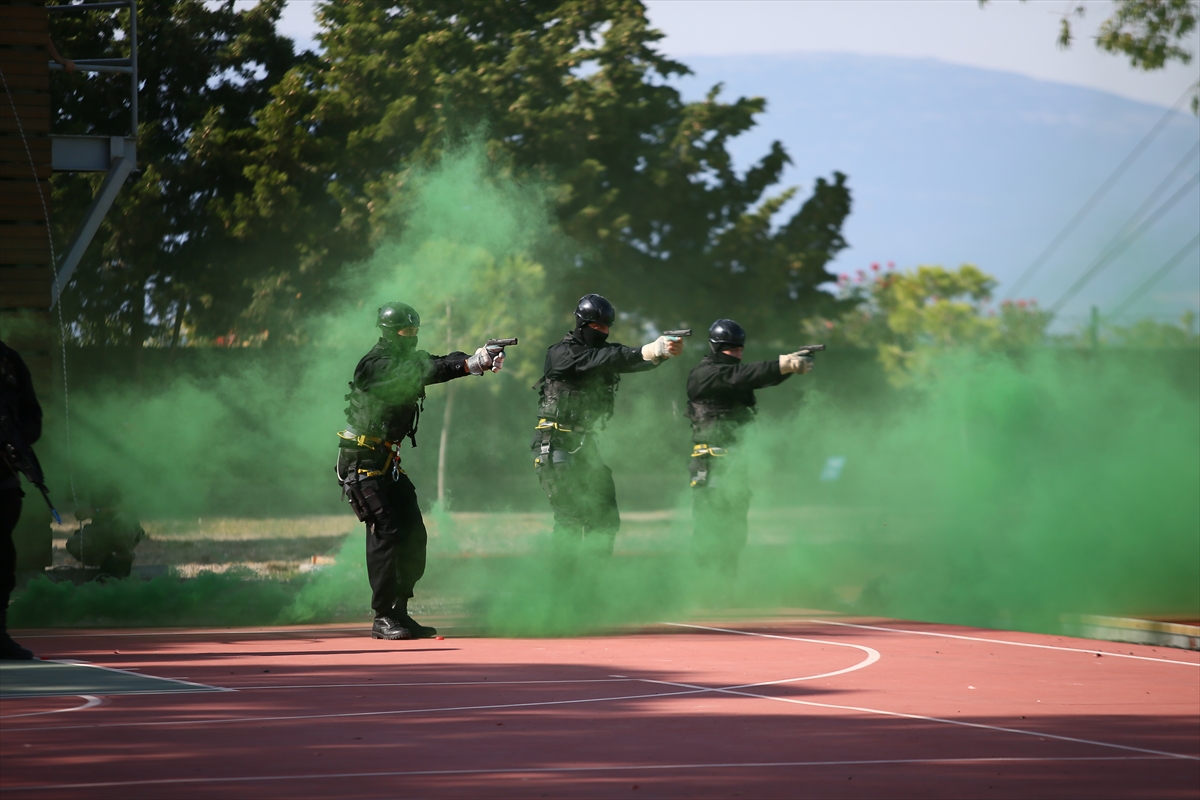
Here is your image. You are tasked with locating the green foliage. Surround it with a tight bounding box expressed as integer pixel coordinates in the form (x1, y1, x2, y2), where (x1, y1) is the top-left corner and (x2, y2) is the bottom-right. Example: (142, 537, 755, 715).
(1105, 310, 1200, 347)
(983, 0, 1200, 111)
(217, 0, 851, 342)
(805, 263, 1053, 385)
(1095, 0, 1198, 71)
(49, 0, 300, 345)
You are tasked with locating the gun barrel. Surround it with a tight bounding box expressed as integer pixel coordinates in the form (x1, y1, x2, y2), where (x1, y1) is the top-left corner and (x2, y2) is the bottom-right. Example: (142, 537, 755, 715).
(796, 344, 826, 353)
(486, 337, 519, 347)
(662, 329, 693, 337)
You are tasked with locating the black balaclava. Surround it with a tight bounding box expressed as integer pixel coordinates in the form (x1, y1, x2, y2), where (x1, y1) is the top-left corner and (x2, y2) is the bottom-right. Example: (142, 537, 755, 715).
(390, 333, 419, 356)
(577, 323, 609, 348)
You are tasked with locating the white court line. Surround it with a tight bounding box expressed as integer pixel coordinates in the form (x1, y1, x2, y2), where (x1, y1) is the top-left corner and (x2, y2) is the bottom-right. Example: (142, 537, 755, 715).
(6, 625, 878, 732)
(1, 686, 711, 733)
(803, 619, 1200, 666)
(650, 623, 1199, 761)
(664, 622, 881, 681)
(13, 626, 370, 639)
(0, 696, 102, 719)
(235, 678, 634, 691)
(0, 756, 1179, 792)
(47, 659, 234, 694)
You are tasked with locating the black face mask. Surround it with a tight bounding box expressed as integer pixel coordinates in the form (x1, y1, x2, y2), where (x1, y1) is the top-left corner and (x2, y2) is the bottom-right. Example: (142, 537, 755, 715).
(577, 324, 609, 348)
(388, 333, 419, 355)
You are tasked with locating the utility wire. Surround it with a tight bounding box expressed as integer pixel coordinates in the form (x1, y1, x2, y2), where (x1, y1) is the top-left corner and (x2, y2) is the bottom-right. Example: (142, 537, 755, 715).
(1041, 142, 1198, 309)
(1047, 170, 1200, 314)
(1004, 84, 1195, 300)
(1106, 233, 1200, 321)
(1103, 139, 1199, 243)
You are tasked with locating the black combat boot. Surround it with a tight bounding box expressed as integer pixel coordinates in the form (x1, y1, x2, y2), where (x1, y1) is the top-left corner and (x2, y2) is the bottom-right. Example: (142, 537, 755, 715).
(371, 615, 415, 640)
(0, 610, 33, 660)
(393, 603, 437, 639)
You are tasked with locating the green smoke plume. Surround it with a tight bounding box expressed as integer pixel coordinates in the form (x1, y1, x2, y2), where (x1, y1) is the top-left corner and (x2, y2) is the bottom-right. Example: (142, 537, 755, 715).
(11, 140, 1198, 638)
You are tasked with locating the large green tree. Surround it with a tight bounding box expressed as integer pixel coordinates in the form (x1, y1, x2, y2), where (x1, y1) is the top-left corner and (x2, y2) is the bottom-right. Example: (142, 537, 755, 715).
(221, 0, 852, 343)
(49, 0, 299, 345)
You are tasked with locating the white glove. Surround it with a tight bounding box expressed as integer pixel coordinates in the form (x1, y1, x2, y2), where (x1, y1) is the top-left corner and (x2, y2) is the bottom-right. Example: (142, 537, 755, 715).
(466, 344, 505, 375)
(641, 335, 684, 364)
(780, 352, 814, 375)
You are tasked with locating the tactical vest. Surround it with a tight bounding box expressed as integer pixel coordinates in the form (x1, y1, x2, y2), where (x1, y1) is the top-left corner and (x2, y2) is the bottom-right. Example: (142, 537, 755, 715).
(686, 400, 755, 443)
(344, 382, 425, 447)
(536, 373, 620, 432)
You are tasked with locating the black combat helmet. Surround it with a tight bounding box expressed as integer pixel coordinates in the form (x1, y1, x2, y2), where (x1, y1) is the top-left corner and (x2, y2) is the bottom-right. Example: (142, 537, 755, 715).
(708, 319, 746, 352)
(574, 294, 615, 328)
(378, 302, 421, 331)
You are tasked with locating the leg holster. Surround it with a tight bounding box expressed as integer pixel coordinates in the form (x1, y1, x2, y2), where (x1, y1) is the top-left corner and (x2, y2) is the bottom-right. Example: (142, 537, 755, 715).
(690, 444, 728, 488)
(343, 477, 387, 524)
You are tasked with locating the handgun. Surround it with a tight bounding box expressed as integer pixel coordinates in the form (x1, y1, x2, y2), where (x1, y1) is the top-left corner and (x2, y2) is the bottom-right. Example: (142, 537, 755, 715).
(793, 344, 826, 355)
(662, 329, 692, 337)
(486, 338, 519, 348)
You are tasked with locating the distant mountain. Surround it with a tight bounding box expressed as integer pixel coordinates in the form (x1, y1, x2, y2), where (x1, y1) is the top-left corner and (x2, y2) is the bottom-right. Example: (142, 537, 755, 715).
(673, 53, 1199, 327)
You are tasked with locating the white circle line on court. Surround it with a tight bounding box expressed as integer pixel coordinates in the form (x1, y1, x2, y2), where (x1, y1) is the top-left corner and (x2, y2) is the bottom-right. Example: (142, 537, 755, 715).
(804, 619, 1200, 666)
(2, 624, 877, 733)
(663, 622, 882, 682)
(7, 622, 1192, 767)
(0, 695, 101, 720)
(0, 756, 1180, 792)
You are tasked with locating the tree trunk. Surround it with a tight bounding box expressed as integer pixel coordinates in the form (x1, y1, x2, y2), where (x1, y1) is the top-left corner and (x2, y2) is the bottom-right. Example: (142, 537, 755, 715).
(437, 302, 453, 505)
(437, 380, 456, 505)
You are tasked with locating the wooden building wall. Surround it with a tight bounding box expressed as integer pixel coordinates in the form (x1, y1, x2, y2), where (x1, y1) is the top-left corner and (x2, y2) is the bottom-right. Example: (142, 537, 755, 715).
(1, 1, 53, 309)
(1, 0, 56, 570)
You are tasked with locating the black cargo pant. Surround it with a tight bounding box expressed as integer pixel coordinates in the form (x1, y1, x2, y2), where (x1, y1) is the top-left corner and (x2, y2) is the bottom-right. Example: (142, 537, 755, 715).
(1, 486, 21, 621)
(337, 446, 427, 615)
(533, 432, 620, 557)
(691, 453, 751, 583)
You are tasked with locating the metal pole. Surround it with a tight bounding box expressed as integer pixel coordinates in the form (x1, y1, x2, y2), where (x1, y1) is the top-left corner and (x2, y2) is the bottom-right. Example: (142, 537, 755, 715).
(129, 0, 138, 140)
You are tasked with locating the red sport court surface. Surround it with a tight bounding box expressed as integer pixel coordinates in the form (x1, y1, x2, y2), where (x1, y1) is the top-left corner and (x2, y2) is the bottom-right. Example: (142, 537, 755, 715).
(2, 614, 1198, 798)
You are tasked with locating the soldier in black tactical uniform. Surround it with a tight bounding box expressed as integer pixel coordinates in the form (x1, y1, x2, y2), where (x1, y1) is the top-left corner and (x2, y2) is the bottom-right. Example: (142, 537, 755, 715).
(687, 319, 814, 597)
(532, 294, 684, 557)
(0, 340, 41, 660)
(337, 303, 505, 640)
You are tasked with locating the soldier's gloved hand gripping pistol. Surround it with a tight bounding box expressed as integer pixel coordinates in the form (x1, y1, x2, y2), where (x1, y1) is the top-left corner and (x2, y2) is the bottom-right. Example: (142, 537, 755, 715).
(780, 344, 824, 375)
(467, 338, 519, 375)
(642, 330, 688, 363)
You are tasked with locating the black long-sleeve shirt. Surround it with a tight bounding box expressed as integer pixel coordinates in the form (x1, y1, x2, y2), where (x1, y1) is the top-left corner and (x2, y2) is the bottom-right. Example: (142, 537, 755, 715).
(1, 342, 43, 485)
(686, 352, 790, 444)
(344, 338, 470, 443)
(535, 330, 656, 431)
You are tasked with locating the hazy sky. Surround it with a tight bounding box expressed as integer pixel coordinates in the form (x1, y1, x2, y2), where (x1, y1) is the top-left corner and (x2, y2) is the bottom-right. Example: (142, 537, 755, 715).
(274, 0, 1200, 109)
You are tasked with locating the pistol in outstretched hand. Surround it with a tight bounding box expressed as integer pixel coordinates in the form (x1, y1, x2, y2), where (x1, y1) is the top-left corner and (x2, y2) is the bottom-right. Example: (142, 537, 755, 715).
(468, 337, 519, 374)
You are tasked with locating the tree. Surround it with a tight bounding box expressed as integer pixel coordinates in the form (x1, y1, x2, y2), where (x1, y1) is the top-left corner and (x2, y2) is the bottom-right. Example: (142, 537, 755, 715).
(49, 0, 299, 346)
(218, 0, 852, 343)
(982, 0, 1200, 111)
(806, 263, 1053, 385)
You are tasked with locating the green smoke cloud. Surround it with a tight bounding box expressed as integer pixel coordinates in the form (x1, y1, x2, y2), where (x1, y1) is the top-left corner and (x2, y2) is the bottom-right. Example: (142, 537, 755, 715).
(11, 140, 1198, 639)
